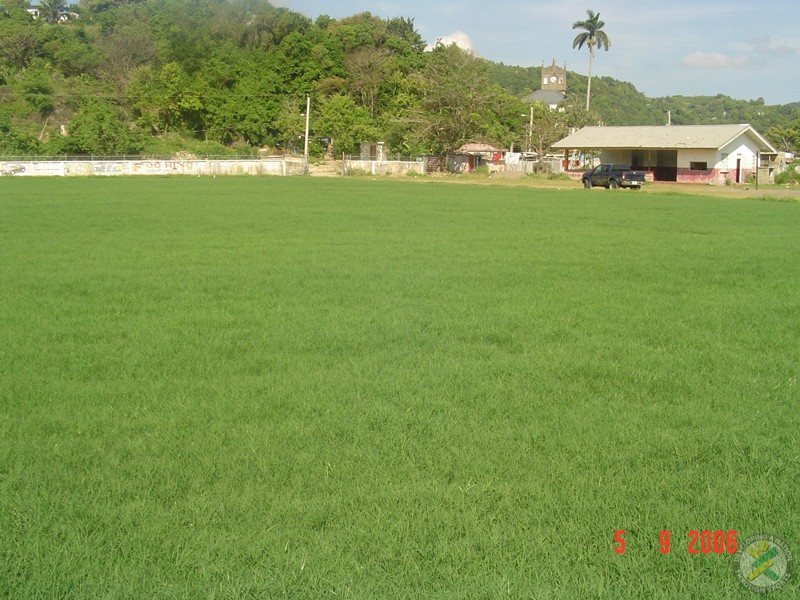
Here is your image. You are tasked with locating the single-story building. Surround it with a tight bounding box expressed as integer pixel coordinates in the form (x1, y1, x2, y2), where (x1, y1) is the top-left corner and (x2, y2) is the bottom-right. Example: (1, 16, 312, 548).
(552, 124, 778, 185)
(449, 142, 503, 173)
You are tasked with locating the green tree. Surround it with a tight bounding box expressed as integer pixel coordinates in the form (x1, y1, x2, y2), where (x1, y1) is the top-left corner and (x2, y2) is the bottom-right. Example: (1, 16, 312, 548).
(386, 16, 425, 56)
(63, 97, 142, 155)
(314, 94, 376, 158)
(527, 101, 568, 158)
(345, 47, 392, 119)
(0, 0, 31, 20)
(411, 44, 495, 155)
(272, 95, 307, 152)
(38, 0, 67, 24)
(328, 12, 387, 52)
(40, 23, 99, 76)
(0, 19, 42, 78)
(127, 62, 202, 133)
(14, 64, 55, 116)
(0, 108, 43, 154)
(766, 110, 800, 153)
(572, 9, 610, 111)
(560, 95, 595, 130)
(96, 20, 157, 89)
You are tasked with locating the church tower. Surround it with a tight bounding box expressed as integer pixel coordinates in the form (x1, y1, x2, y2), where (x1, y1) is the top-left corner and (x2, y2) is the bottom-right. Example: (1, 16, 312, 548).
(541, 59, 567, 93)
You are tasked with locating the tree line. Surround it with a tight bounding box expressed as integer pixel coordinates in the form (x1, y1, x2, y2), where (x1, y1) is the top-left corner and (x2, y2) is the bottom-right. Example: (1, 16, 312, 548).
(1, 0, 798, 158)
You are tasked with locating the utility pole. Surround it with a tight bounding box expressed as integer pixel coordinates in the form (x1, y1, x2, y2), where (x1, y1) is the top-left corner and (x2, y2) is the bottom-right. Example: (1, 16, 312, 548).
(303, 94, 310, 174)
(528, 103, 534, 153)
(755, 151, 759, 190)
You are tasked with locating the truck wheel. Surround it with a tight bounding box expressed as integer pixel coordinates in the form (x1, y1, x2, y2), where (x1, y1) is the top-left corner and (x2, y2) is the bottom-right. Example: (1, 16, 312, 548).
(583, 179, 591, 189)
(609, 179, 620, 190)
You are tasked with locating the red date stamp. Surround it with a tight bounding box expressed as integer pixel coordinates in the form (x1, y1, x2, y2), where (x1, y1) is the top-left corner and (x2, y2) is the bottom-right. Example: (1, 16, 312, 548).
(614, 530, 737, 554)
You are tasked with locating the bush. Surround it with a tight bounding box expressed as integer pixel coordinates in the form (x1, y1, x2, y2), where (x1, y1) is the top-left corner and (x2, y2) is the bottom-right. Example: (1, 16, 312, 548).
(775, 165, 800, 185)
(0, 111, 43, 155)
(343, 167, 370, 177)
(525, 171, 572, 182)
(140, 133, 251, 158)
(62, 98, 144, 155)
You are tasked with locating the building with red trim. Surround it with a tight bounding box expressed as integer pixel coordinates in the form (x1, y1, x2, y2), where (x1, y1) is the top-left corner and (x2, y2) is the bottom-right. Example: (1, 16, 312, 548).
(553, 124, 777, 185)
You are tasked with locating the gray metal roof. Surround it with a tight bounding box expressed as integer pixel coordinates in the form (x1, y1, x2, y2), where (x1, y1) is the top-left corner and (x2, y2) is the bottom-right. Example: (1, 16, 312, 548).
(527, 90, 566, 105)
(552, 124, 776, 152)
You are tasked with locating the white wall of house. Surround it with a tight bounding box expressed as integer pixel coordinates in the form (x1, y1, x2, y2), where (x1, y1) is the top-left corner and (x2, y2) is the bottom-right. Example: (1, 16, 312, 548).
(678, 149, 719, 168)
(720, 141, 758, 170)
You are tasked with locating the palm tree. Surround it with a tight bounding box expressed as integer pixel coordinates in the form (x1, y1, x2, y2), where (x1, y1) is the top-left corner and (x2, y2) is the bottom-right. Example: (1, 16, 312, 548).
(38, 0, 67, 24)
(572, 10, 611, 111)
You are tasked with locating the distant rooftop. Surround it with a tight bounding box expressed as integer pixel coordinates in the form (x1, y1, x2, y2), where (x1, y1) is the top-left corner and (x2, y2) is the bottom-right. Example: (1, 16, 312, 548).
(527, 90, 566, 106)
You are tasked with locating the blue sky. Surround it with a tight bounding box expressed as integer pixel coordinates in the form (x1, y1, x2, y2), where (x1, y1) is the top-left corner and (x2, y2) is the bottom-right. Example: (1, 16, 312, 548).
(273, 0, 800, 106)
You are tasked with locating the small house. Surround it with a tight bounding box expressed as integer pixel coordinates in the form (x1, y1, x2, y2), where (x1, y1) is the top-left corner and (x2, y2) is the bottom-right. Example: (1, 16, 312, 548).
(450, 142, 503, 173)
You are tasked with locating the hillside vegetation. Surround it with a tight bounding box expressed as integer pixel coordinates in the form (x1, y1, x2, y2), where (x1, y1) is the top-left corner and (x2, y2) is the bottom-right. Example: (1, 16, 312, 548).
(488, 63, 799, 132)
(1, 0, 799, 157)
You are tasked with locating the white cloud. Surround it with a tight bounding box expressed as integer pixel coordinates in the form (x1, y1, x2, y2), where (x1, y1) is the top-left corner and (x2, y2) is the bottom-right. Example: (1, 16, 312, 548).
(426, 31, 475, 54)
(680, 51, 751, 69)
(749, 36, 800, 56)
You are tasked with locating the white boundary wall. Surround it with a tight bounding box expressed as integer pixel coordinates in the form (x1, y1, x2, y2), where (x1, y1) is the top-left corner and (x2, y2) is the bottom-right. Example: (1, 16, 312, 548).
(504, 153, 562, 174)
(343, 158, 425, 176)
(0, 158, 307, 177)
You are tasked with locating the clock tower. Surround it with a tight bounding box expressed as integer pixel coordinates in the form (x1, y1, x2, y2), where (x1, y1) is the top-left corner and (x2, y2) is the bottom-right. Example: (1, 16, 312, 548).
(541, 59, 567, 93)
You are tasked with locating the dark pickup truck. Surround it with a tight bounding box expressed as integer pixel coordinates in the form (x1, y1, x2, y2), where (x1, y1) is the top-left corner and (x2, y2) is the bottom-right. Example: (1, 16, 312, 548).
(582, 164, 645, 189)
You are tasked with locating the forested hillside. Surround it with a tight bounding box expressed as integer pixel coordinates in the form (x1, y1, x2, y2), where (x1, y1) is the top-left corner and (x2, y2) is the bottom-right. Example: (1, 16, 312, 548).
(486, 63, 800, 136)
(1, 0, 799, 158)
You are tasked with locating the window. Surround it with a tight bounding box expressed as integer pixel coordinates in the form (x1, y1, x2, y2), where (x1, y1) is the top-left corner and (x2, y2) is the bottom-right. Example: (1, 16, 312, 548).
(690, 162, 708, 171)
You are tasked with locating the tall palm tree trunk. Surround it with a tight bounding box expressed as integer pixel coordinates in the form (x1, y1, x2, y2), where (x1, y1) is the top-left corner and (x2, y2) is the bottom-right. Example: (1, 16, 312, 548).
(586, 47, 594, 111)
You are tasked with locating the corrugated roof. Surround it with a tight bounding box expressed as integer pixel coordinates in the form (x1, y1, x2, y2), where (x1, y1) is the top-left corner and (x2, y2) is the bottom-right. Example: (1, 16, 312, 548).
(457, 142, 502, 152)
(552, 124, 776, 152)
(527, 90, 566, 105)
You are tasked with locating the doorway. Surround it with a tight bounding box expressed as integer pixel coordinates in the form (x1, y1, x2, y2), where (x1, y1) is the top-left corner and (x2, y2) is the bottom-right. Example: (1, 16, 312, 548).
(654, 150, 678, 182)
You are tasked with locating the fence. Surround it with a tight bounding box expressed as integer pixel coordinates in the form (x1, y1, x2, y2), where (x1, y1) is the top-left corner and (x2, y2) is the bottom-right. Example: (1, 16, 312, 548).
(342, 156, 426, 176)
(0, 156, 307, 177)
(503, 155, 562, 175)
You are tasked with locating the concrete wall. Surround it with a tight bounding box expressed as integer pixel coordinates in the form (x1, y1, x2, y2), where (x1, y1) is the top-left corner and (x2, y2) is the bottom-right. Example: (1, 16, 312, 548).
(674, 149, 721, 184)
(504, 152, 564, 174)
(343, 159, 425, 176)
(0, 158, 307, 177)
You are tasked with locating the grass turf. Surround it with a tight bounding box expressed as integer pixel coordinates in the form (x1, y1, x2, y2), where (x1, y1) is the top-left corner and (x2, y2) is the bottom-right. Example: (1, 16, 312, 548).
(1, 177, 799, 598)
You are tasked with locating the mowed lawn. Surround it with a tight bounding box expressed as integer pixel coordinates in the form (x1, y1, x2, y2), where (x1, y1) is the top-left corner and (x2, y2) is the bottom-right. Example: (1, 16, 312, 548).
(1, 177, 798, 598)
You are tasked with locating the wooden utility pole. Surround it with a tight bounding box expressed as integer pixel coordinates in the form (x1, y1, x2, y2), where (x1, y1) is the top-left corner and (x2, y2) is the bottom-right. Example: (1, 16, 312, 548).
(303, 94, 310, 174)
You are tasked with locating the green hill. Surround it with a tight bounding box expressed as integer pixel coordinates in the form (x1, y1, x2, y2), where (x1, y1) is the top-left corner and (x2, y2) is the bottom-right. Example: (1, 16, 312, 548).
(486, 61, 799, 130)
(1, 1, 798, 157)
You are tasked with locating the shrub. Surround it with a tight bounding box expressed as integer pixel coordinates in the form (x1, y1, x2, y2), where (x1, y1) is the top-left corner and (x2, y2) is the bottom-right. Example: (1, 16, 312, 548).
(62, 98, 144, 155)
(0, 110, 43, 155)
(775, 164, 800, 185)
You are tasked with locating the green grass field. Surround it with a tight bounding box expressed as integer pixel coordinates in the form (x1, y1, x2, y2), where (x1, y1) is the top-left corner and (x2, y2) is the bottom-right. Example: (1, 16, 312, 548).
(1, 177, 798, 598)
